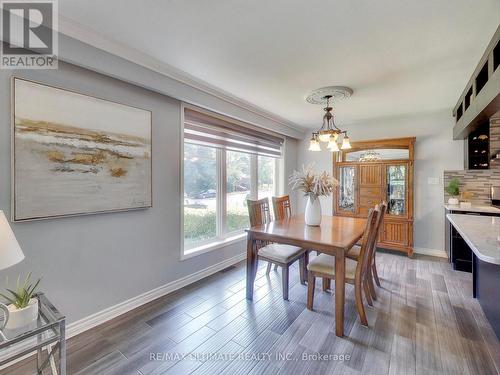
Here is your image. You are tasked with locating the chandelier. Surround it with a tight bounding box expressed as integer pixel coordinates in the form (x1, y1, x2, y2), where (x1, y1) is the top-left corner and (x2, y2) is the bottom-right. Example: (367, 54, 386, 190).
(359, 150, 381, 162)
(307, 87, 353, 152)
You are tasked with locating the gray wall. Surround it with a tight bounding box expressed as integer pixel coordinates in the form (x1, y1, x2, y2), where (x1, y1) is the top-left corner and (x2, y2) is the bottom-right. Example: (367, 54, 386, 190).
(0, 63, 297, 324)
(296, 109, 464, 253)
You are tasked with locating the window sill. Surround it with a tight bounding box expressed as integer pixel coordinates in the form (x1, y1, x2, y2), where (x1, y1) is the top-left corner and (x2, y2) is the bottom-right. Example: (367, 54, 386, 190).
(181, 233, 247, 260)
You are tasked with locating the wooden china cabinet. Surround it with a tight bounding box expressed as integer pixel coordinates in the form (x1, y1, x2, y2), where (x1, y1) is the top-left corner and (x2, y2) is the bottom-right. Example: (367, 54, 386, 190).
(333, 137, 415, 256)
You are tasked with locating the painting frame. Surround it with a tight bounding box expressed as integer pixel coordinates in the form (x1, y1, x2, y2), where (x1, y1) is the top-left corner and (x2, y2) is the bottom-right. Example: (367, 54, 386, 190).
(11, 76, 153, 222)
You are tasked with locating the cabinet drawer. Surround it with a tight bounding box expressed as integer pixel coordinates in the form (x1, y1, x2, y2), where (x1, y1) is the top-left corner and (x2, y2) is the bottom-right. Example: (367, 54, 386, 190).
(359, 186, 382, 198)
(360, 196, 381, 207)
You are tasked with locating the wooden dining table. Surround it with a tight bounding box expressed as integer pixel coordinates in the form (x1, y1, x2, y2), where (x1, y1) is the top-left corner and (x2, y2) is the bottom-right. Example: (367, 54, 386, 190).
(245, 214, 367, 337)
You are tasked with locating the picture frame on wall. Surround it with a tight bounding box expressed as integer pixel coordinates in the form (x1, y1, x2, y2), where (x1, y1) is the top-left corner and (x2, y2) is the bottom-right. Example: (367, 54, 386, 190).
(12, 77, 153, 221)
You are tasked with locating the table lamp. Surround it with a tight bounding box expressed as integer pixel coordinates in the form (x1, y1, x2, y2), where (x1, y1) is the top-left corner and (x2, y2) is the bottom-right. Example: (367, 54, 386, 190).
(0, 210, 25, 330)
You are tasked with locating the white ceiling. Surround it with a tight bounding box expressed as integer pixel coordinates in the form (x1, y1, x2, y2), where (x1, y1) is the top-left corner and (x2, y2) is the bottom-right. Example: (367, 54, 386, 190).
(58, 0, 500, 129)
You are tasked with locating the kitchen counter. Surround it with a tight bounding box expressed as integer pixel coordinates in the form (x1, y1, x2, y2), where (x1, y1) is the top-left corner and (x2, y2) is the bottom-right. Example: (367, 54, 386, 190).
(444, 204, 500, 214)
(446, 213, 500, 339)
(446, 214, 500, 265)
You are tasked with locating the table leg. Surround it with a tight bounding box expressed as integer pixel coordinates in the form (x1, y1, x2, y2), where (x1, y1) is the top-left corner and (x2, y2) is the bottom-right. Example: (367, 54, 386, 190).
(37, 332, 42, 374)
(246, 235, 257, 300)
(335, 251, 346, 337)
(59, 320, 66, 375)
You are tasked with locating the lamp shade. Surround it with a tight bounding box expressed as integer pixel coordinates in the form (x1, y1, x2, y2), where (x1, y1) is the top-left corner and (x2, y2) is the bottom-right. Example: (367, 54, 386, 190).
(0, 211, 24, 270)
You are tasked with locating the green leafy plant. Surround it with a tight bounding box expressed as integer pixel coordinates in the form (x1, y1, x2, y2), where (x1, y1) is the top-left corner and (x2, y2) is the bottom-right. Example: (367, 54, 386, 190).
(0, 273, 41, 309)
(445, 178, 460, 197)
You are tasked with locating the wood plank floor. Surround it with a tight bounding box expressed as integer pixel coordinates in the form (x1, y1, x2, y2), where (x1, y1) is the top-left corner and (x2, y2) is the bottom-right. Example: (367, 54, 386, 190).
(2, 252, 499, 375)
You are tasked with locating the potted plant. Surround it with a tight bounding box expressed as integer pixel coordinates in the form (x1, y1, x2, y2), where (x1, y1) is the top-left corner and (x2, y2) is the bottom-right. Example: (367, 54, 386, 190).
(289, 164, 338, 226)
(445, 178, 460, 205)
(0, 273, 41, 329)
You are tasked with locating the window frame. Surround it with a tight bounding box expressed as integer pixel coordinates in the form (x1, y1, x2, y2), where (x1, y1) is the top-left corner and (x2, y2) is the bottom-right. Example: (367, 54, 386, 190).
(181, 109, 280, 259)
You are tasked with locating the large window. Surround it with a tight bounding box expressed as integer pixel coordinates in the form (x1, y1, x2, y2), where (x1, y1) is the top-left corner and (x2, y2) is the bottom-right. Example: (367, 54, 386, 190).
(183, 144, 217, 249)
(183, 145, 279, 252)
(257, 155, 276, 200)
(182, 105, 283, 255)
(226, 151, 251, 233)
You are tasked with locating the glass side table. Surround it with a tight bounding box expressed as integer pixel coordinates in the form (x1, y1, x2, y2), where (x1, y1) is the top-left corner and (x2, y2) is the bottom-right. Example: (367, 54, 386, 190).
(0, 293, 65, 375)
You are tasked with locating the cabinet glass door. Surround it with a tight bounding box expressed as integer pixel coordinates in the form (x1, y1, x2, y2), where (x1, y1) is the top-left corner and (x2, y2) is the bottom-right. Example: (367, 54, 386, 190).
(386, 164, 406, 216)
(338, 166, 356, 213)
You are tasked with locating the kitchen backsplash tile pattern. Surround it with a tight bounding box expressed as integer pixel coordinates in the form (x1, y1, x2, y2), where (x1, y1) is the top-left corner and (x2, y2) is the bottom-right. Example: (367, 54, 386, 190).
(444, 115, 500, 205)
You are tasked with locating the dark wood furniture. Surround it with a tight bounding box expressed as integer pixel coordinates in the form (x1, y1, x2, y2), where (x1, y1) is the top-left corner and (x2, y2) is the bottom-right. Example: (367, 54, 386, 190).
(246, 198, 307, 300)
(346, 202, 388, 296)
(452, 25, 499, 140)
(466, 122, 490, 169)
(333, 137, 415, 256)
(306, 208, 380, 327)
(245, 214, 367, 337)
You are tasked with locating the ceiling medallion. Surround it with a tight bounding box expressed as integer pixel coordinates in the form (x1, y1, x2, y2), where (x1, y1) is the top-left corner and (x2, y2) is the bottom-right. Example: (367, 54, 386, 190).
(306, 86, 353, 105)
(307, 87, 353, 152)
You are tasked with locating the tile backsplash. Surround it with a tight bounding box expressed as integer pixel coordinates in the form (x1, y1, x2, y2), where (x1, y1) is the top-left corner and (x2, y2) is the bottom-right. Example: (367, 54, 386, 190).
(444, 115, 500, 205)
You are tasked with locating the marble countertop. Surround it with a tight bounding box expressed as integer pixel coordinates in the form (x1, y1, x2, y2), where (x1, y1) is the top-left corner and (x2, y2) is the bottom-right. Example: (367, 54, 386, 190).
(444, 204, 500, 214)
(447, 214, 500, 265)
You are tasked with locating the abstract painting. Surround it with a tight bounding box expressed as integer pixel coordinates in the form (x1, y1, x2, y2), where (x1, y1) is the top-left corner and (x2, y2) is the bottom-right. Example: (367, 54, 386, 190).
(12, 78, 152, 221)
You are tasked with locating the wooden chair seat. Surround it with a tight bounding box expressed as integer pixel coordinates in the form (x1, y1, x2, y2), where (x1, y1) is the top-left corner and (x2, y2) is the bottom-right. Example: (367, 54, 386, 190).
(307, 254, 358, 281)
(259, 244, 305, 263)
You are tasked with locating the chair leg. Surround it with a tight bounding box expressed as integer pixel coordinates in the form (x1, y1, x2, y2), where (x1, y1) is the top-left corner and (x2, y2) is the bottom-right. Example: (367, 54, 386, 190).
(282, 266, 289, 300)
(266, 262, 272, 275)
(363, 281, 373, 306)
(367, 271, 377, 301)
(372, 261, 381, 287)
(355, 280, 368, 326)
(307, 272, 316, 310)
(322, 278, 330, 291)
(274, 264, 279, 271)
(299, 256, 306, 285)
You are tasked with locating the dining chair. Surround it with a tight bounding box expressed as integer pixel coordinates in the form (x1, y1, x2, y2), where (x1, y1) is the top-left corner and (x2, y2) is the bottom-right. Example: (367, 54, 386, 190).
(270, 195, 309, 276)
(247, 198, 307, 300)
(346, 201, 387, 301)
(306, 207, 380, 326)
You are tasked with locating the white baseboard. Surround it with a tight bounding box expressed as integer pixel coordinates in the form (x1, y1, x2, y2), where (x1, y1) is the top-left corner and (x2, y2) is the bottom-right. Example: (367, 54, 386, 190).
(413, 247, 448, 259)
(67, 252, 246, 338)
(0, 252, 246, 370)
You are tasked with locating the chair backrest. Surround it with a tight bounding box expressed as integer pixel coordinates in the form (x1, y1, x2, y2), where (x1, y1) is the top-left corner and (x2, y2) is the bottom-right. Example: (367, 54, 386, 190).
(355, 207, 381, 281)
(272, 195, 292, 221)
(376, 201, 387, 240)
(247, 198, 272, 227)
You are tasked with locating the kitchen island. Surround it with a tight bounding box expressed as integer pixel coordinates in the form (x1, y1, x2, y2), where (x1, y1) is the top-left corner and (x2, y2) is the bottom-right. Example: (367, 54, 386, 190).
(447, 214, 500, 339)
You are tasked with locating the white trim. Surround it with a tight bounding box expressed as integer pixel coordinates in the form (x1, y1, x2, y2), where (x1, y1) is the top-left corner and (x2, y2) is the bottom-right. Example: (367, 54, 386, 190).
(57, 16, 305, 137)
(181, 233, 246, 261)
(413, 247, 448, 259)
(0, 252, 246, 370)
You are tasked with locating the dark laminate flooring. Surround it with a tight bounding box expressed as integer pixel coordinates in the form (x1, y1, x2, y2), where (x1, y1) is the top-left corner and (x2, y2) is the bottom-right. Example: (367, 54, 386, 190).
(2, 252, 499, 375)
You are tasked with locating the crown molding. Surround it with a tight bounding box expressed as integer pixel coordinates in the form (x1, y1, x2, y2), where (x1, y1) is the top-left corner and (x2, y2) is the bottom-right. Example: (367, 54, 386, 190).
(58, 16, 306, 136)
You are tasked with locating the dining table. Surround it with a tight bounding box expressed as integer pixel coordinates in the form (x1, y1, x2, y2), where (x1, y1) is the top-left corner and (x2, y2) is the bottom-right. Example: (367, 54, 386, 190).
(245, 214, 367, 337)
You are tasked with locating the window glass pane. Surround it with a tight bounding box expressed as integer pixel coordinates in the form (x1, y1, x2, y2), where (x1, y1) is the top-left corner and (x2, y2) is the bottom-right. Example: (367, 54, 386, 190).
(226, 151, 251, 233)
(387, 165, 406, 215)
(183, 143, 217, 248)
(258, 155, 276, 200)
(339, 166, 356, 212)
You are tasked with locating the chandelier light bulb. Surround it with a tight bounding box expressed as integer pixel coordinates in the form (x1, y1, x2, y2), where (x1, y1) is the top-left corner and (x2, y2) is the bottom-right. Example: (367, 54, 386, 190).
(341, 135, 352, 150)
(308, 133, 321, 151)
(327, 139, 340, 152)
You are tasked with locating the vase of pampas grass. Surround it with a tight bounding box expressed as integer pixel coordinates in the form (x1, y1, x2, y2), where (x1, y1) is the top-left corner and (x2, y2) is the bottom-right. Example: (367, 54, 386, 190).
(289, 164, 338, 226)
